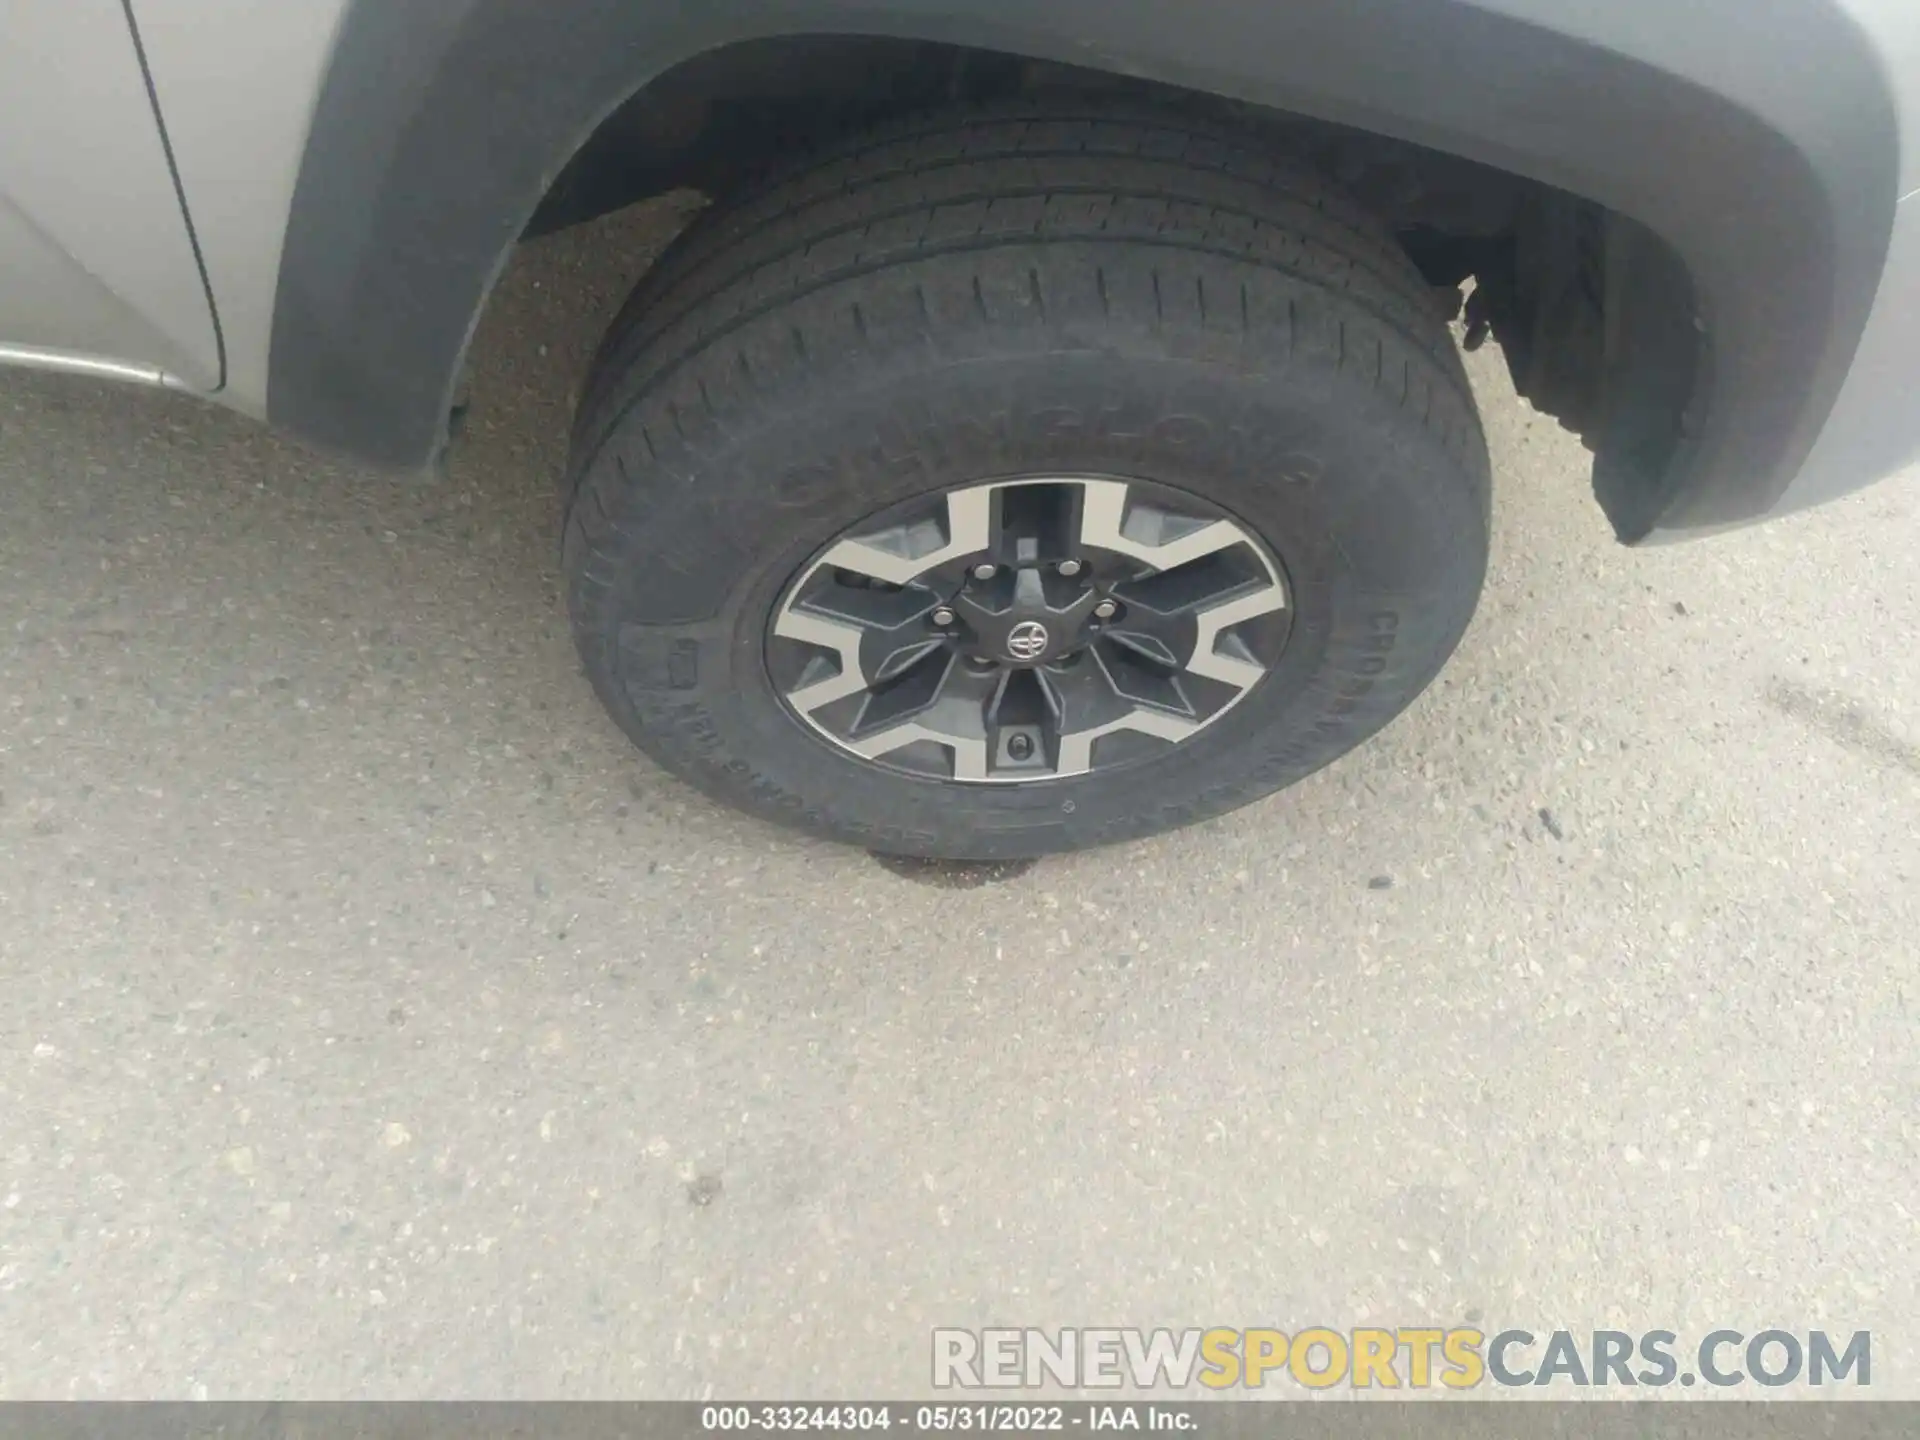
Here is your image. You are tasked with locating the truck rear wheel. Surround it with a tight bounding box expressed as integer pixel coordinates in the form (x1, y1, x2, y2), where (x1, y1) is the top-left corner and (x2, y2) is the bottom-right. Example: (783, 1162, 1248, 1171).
(562, 104, 1491, 858)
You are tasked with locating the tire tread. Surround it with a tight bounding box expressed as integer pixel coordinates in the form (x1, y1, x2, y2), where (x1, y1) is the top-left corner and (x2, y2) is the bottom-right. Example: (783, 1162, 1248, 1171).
(561, 101, 1490, 856)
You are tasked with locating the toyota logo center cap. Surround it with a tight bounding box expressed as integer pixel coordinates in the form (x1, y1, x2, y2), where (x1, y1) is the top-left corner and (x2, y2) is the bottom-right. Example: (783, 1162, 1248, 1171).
(1005, 620, 1050, 660)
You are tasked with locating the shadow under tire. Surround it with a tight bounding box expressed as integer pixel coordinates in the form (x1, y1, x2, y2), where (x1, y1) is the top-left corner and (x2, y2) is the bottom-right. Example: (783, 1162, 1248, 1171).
(563, 103, 1491, 858)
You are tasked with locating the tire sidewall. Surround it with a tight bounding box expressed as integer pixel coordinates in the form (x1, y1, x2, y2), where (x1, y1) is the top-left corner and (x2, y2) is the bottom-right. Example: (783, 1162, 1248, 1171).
(578, 344, 1486, 856)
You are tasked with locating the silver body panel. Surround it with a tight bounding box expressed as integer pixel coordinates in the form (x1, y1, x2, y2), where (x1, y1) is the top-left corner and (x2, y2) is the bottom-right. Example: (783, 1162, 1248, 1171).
(1783, 192, 1920, 518)
(1775, 0, 1920, 515)
(0, 0, 1917, 528)
(129, 0, 351, 416)
(0, 0, 218, 388)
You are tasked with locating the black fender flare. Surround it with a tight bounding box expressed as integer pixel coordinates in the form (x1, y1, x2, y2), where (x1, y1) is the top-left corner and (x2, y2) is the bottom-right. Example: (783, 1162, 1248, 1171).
(269, 0, 1897, 536)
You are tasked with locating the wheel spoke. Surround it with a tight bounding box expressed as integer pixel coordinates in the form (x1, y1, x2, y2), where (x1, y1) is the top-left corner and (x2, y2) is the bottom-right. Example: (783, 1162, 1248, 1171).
(1054, 708, 1199, 778)
(848, 721, 991, 780)
(1102, 627, 1180, 670)
(990, 481, 1082, 567)
(771, 608, 870, 714)
(819, 486, 993, 586)
(1099, 601, 1190, 671)
(981, 665, 1063, 773)
(802, 576, 940, 630)
(1045, 652, 1148, 730)
(1111, 547, 1287, 695)
(870, 637, 946, 685)
(853, 645, 954, 732)
(1077, 479, 1245, 571)
(1188, 584, 1287, 687)
(1091, 636, 1197, 717)
(845, 659, 997, 780)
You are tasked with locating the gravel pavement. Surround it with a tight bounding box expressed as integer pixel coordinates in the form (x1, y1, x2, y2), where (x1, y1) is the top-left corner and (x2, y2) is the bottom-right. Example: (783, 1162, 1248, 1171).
(1, 201, 1915, 1398)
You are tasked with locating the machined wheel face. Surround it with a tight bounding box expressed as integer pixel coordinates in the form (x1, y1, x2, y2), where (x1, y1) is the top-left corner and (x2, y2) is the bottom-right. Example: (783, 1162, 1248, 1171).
(766, 477, 1292, 784)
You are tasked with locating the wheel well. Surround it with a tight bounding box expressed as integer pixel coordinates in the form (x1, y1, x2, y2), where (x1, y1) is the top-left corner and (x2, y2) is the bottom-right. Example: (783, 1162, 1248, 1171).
(524, 35, 1700, 538)
(527, 36, 1528, 245)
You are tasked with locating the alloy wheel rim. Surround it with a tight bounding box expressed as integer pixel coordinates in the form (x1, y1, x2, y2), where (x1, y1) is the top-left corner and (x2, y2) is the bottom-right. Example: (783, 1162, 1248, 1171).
(766, 476, 1290, 784)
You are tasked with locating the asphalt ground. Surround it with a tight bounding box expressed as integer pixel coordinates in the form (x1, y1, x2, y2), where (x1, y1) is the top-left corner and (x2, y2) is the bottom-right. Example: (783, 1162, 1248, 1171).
(1, 200, 1915, 1397)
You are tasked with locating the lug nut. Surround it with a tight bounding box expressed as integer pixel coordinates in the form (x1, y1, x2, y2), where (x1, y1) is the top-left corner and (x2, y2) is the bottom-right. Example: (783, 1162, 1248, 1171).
(1092, 598, 1119, 620)
(1007, 733, 1035, 761)
(1056, 559, 1084, 578)
(970, 563, 998, 581)
(929, 606, 956, 627)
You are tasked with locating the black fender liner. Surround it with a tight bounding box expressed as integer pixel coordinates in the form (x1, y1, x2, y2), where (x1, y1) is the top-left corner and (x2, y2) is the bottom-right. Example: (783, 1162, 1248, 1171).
(269, 0, 1897, 537)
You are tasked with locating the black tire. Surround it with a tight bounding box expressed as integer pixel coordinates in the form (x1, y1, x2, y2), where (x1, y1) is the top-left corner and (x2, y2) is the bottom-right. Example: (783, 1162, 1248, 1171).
(563, 103, 1490, 858)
